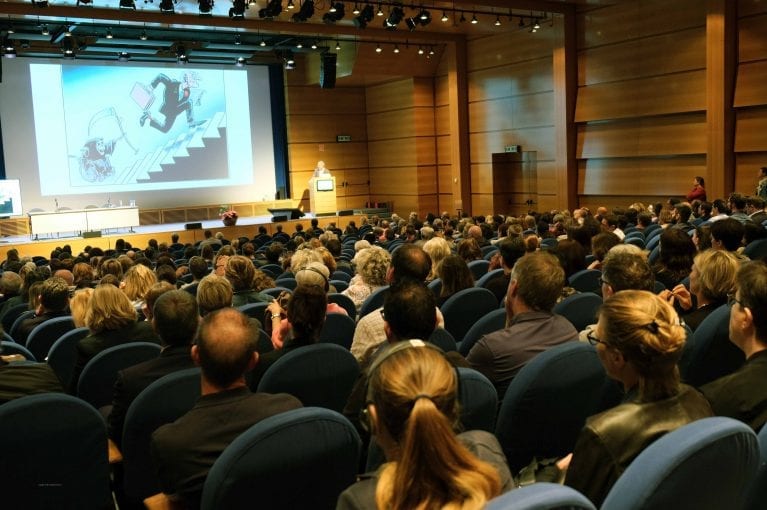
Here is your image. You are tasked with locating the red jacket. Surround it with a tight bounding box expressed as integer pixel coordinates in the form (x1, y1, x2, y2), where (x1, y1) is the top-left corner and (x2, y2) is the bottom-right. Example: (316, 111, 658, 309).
(686, 185, 706, 202)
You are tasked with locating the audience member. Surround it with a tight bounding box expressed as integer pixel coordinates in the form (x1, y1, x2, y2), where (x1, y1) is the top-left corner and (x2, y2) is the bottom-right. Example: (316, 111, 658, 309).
(108, 290, 199, 447)
(0, 340, 63, 404)
(122, 263, 157, 309)
(342, 246, 390, 311)
(701, 261, 767, 430)
(151, 308, 301, 508)
(652, 228, 696, 289)
(436, 254, 475, 307)
(563, 290, 712, 505)
(337, 341, 510, 510)
(69, 287, 94, 328)
(15, 276, 70, 346)
(467, 252, 578, 397)
(225, 255, 271, 306)
(711, 218, 746, 253)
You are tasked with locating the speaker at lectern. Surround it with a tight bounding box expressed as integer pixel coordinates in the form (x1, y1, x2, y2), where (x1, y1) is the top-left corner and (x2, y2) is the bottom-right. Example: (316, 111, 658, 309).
(309, 175, 337, 214)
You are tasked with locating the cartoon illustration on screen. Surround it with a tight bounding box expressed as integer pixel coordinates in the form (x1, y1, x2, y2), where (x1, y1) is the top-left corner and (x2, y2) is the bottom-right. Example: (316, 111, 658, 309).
(134, 72, 206, 133)
(76, 107, 137, 183)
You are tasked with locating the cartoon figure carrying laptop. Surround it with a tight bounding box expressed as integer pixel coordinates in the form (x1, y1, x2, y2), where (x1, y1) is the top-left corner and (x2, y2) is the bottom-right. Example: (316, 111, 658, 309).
(132, 71, 205, 134)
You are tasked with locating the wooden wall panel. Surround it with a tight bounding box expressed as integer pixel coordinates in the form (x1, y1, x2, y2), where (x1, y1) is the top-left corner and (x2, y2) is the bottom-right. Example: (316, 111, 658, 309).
(577, 0, 706, 50)
(415, 137, 438, 166)
(368, 139, 416, 168)
(738, 14, 767, 63)
(578, 157, 705, 196)
(288, 142, 370, 171)
(735, 108, 767, 152)
(467, 59, 553, 103)
(736, 152, 767, 194)
(578, 195, 671, 212)
(734, 61, 767, 107)
(469, 127, 556, 165)
(437, 164, 453, 194)
(435, 106, 450, 136)
(367, 110, 415, 140)
(469, 98, 514, 133)
(467, 31, 556, 73)
(366, 80, 416, 114)
(287, 114, 367, 143)
(437, 135, 452, 164)
(575, 70, 706, 122)
(577, 114, 707, 158)
(285, 86, 367, 114)
(435, 75, 450, 107)
(513, 93, 556, 129)
(578, 28, 705, 86)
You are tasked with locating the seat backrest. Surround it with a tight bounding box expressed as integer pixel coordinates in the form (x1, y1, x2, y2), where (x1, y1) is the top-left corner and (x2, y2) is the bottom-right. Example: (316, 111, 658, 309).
(327, 293, 357, 321)
(122, 368, 201, 503)
(261, 287, 292, 299)
(475, 268, 505, 290)
(237, 302, 268, 321)
(0, 340, 36, 361)
(495, 342, 607, 472)
(274, 278, 297, 290)
(330, 279, 349, 292)
(428, 327, 457, 353)
(77, 342, 161, 408)
(568, 269, 602, 294)
(552, 292, 602, 333)
(331, 270, 352, 283)
(358, 285, 390, 319)
(45, 326, 89, 388)
(745, 421, 767, 510)
(744, 238, 767, 260)
(1, 303, 30, 335)
(26, 316, 75, 362)
(602, 417, 759, 510)
(486, 482, 596, 510)
(201, 407, 360, 510)
(8, 309, 35, 341)
(468, 259, 490, 280)
(625, 236, 645, 249)
(319, 312, 356, 350)
(259, 264, 282, 279)
(679, 304, 745, 387)
(459, 308, 507, 357)
(457, 367, 498, 433)
(0, 393, 111, 509)
(441, 287, 499, 345)
(645, 232, 662, 252)
(427, 278, 442, 297)
(256, 343, 360, 412)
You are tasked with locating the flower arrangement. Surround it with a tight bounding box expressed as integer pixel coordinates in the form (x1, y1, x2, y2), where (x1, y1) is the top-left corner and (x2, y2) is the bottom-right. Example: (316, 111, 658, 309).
(219, 206, 238, 226)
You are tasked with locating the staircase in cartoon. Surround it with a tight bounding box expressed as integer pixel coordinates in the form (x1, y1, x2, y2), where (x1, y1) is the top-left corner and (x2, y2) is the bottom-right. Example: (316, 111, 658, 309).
(118, 111, 228, 184)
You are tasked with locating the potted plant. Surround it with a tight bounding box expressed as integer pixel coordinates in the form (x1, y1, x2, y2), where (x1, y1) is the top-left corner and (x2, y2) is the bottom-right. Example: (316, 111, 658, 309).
(219, 206, 238, 227)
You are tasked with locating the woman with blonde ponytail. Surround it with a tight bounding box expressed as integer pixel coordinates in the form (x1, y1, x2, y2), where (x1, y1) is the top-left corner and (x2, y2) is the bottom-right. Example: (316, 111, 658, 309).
(337, 340, 511, 510)
(562, 290, 713, 506)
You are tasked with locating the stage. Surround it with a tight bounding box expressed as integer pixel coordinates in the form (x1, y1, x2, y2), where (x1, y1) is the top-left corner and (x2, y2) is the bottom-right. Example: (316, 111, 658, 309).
(0, 212, 367, 259)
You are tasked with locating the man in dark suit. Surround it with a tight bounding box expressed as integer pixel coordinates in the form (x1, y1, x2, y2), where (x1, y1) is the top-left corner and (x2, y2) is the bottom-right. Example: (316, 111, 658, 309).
(15, 276, 70, 346)
(747, 196, 767, 225)
(151, 308, 301, 508)
(107, 290, 199, 447)
(0, 343, 63, 404)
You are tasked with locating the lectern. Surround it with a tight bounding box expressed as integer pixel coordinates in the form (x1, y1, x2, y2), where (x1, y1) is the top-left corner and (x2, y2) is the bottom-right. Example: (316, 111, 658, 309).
(309, 176, 337, 214)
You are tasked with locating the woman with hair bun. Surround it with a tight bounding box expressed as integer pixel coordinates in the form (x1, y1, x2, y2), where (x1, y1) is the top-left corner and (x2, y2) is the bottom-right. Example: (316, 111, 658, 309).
(337, 341, 512, 510)
(562, 290, 712, 505)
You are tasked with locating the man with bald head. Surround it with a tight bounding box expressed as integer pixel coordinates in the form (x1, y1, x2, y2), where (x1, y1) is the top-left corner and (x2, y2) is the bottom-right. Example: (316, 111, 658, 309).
(151, 308, 301, 508)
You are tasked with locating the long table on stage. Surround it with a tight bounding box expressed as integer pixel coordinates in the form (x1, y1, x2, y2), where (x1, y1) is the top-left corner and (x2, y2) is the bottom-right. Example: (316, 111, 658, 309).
(28, 206, 140, 237)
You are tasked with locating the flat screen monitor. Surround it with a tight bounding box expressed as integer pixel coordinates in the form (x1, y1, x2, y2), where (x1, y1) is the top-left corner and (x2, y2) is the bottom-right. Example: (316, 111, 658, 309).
(0, 179, 22, 216)
(316, 178, 334, 192)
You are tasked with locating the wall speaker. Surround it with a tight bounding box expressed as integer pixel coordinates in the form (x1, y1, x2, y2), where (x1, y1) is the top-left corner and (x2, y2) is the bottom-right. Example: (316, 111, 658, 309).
(185, 222, 202, 230)
(83, 230, 102, 238)
(320, 53, 337, 89)
(338, 209, 353, 216)
(272, 215, 288, 222)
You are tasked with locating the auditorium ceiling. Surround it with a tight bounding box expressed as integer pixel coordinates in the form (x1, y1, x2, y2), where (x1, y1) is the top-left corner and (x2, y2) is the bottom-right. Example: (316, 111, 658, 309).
(0, 0, 603, 72)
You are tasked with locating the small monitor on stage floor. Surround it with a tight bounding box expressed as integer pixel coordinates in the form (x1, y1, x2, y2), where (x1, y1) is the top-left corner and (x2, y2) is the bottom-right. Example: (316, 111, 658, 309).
(267, 208, 304, 220)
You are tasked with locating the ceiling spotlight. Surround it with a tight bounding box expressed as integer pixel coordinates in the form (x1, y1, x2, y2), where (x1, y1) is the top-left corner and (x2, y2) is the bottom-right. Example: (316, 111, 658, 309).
(160, 0, 175, 12)
(41, 24, 49, 35)
(494, 15, 501, 26)
(139, 30, 148, 41)
(354, 4, 374, 28)
(335, 40, 341, 51)
(311, 41, 317, 49)
(323, 2, 345, 23)
(291, 0, 314, 22)
(119, 0, 136, 8)
(428, 47, 434, 55)
(2, 38, 16, 58)
(419, 9, 431, 24)
(177, 44, 188, 63)
(32, 0, 49, 6)
(375, 43, 381, 53)
(105, 28, 114, 39)
(64, 26, 72, 37)
(405, 17, 417, 31)
(393, 45, 400, 54)
(117, 51, 130, 61)
(533, 18, 541, 29)
(259, 39, 267, 47)
(352, 2, 359, 15)
(61, 38, 75, 58)
(229, 0, 246, 18)
(471, 13, 478, 24)
(296, 41, 303, 48)
(76, 0, 93, 5)
(198, 0, 214, 15)
(259, 0, 282, 18)
(384, 6, 404, 29)
(284, 50, 295, 69)
(376, 3, 383, 16)
(234, 34, 242, 45)
(441, 11, 448, 22)
(235, 57, 246, 67)
(287, 0, 294, 8)
(417, 46, 424, 55)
